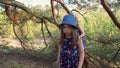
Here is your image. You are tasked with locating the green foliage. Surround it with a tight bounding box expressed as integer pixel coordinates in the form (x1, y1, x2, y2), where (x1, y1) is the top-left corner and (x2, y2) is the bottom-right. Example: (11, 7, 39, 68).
(0, 7, 120, 67)
(49, 9, 120, 66)
(80, 9, 120, 64)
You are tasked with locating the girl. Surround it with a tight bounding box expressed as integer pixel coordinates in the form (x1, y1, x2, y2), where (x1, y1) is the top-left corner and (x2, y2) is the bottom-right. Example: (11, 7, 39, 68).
(57, 14, 84, 68)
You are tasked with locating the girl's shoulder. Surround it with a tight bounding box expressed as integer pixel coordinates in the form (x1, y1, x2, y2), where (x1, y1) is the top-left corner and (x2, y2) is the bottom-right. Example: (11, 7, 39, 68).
(76, 37, 82, 45)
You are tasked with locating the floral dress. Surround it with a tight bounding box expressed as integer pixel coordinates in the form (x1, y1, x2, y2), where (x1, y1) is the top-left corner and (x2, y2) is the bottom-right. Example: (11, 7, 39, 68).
(60, 38, 80, 68)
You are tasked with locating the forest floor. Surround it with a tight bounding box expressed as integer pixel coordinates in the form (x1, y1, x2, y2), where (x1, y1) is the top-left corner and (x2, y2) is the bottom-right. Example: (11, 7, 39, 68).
(0, 38, 54, 68)
(0, 53, 53, 68)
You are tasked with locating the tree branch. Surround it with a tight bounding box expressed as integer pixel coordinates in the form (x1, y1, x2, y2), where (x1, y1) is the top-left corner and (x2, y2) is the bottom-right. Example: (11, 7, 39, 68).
(0, 0, 58, 26)
(101, 0, 120, 29)
(51, 0, 58, 23)
(110, 44, 120, 61)
(41, 22, 48, 47)
(44, 21, 58, 48)
(87, 53, 110, 68)
(55, 0, 71, 14)
(0, 0, 33, 15)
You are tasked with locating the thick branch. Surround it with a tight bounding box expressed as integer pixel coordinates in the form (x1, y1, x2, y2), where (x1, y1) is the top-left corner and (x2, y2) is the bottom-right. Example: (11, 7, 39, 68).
(51, 0, 58, 23)
(101, 0, 120, 29)
(55, 0, 71, 14)
(0, 0, 33, 15)
(51, 0, 71, 25)
(43, 16, 59, 27)
(12, 23, 27, 52)
(0, 0, 58, 26)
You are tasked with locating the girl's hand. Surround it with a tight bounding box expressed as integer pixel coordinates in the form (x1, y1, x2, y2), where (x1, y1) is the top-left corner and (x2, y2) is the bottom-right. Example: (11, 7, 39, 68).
(78, 65, 82, 68)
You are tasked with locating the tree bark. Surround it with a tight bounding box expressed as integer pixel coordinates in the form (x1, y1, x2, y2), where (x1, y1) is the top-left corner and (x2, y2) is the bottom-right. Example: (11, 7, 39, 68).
(0, 0, 59, 26)
(101, 0, 120, 29)
(1, 0, 119, 28)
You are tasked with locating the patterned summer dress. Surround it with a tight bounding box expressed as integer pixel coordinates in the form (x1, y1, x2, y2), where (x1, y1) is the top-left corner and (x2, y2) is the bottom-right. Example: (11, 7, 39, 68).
(60, 38, 80, 68)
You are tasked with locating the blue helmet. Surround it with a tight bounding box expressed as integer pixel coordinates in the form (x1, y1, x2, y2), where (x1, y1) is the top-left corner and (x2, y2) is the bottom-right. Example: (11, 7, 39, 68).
(59, 14, 78, 29)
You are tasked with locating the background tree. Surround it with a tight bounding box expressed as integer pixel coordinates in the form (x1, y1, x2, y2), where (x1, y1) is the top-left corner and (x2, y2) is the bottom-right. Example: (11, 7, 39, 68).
(0, 0, 120, 68)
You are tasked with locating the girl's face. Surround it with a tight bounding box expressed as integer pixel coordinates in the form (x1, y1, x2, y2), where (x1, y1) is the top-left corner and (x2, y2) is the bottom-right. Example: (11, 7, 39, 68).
(62, 24, 72, 37)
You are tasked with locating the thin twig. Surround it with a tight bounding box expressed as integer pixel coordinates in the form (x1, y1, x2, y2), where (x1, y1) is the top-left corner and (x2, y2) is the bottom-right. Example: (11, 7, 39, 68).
(44, 21, 58, 48)
(89, 58, 100, 68)
(71, 9, 87, 16)
(109, 43, 120, 61)
(87, 53, 110, 68)
(41, 22, 48, 47)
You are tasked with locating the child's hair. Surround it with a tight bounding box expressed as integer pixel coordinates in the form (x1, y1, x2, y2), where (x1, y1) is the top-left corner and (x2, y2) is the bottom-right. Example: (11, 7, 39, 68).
(59, 25, 79, 47)
(76, 17, 83, 35)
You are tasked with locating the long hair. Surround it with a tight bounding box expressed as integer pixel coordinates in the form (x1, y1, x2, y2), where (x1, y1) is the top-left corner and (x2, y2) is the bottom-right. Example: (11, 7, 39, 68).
(59, 25, 79, 47)
(76, 17, 83, 35)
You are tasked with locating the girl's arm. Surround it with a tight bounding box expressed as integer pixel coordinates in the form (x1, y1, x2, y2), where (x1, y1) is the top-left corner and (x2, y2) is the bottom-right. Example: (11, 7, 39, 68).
(77, 38, 84, 68)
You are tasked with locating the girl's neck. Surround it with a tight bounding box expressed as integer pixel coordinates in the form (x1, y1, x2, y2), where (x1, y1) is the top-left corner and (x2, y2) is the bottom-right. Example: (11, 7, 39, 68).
(65, 36, 72, 38)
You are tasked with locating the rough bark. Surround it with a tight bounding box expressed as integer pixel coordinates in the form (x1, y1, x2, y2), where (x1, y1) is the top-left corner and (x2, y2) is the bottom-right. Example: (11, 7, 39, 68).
(101, 0, 120, 29)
